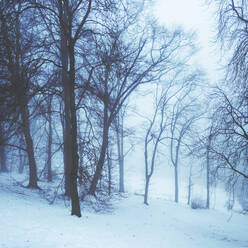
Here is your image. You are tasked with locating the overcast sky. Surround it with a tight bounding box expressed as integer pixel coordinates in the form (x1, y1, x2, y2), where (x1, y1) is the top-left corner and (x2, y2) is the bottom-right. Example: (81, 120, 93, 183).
(153, 0, 222, 84)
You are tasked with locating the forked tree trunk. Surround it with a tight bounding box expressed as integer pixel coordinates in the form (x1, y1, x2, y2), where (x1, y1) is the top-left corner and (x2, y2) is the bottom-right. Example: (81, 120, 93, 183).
(58, 0, 93, 217)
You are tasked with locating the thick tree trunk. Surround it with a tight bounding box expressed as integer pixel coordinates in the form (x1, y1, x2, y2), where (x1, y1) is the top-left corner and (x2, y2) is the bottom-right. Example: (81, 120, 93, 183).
(62, 69, 81, 216)
(0, 124, 7, 172)
(20, 103, 39, 188)
(60, 2, 71, 197)
(88, 103, 109, 195)
(59, 1, 81, 217)
(70, 83, 81, 217)
(0, 144, 7, 172)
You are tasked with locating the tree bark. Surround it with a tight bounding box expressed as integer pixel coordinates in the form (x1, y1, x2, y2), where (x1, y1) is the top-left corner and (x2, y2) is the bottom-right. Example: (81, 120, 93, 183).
(59, 1, 71, 197)
(69, 70, 81, 217)
(0, 145, 7, 172)
(47, 96, 53, 182)
(88, 102, 109, 195)
(0, 124, 7, 172)
(59, 1, 81, 217)
(174, 163, 179, 203)
(144, 175, 151, 205)
(107, 148, 112, 196)
(116, 114, 125, 193)
(20, 101, 39, 188)
(18, 149, 26, 174)
(187, 164, 193, 205)
(206, 135, 211, 209)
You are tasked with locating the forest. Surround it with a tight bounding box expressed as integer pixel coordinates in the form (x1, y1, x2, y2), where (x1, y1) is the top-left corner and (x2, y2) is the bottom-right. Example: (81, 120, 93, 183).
(0, 0, 247, 235)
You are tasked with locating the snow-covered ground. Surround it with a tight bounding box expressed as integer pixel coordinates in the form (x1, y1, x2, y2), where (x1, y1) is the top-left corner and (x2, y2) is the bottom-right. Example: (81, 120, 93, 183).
(0, 173, 247, 248)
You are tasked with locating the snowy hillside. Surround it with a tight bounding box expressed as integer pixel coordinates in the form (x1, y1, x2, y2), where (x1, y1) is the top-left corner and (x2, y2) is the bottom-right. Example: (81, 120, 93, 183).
(0, 173, 247, 248)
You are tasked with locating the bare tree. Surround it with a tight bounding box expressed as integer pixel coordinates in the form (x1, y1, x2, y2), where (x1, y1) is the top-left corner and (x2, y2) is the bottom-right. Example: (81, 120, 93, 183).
(209, 87, 248, 180)
(85, 12, 196, 196)
(31, 0, 102, 216)
(210, 0, 248, 86)
(142, 68, 197, 205)
(202, 0, 248, 209)
(0, 1, 44, 188)
(168, 86, 202, 203)
(143, 86, 169, 205)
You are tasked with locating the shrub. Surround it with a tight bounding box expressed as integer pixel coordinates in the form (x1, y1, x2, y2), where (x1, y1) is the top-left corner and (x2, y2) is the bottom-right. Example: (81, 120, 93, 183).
(191, 197, 205, 209)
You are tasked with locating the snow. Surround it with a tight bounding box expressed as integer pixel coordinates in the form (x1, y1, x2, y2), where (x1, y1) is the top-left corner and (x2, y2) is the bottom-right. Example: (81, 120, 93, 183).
(0, 173, 248, 248)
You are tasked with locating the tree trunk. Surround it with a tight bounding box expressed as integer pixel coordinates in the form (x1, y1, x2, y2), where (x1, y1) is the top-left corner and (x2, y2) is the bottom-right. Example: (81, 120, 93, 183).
(59, 1, 81, 217)
(0, 124, 7, 172)
(60, 1, 71, 197)
(62, 50, 81, 217)
(47, 96, 53, 182)
(174, 163, 179, 203)
(187, 164, 193, 205)
(107, 148, 112, 196)
(88, 102, 109, 195)
(67, 48, 81, 217)
(174, 142, 180, 203)
(206, 137, 211, 209)
(116, 114, 125, 193)
(144, 175, 151, 205)
(20, 102, 39, 188)
(0, 144, 7, 172)
(18, 149, 26, 174)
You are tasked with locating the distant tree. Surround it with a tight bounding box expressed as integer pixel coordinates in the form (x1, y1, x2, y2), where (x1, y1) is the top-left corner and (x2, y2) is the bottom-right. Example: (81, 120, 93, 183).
(114, 105, 134, 193)
(143, 66, 201, 205)
(143, 86, 168, 205)
(168, 74, 203, 203)
(85, 12, 196, 196)
(44, 94, 53, 182)
(205, 127, 213, 209)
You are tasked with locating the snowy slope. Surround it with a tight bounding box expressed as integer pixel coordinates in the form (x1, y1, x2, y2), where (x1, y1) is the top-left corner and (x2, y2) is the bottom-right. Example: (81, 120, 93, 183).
(0, 173, 247, 248)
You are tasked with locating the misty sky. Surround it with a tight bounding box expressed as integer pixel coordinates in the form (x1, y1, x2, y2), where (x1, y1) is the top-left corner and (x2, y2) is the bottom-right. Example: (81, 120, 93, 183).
(153, 0, 221, 83)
